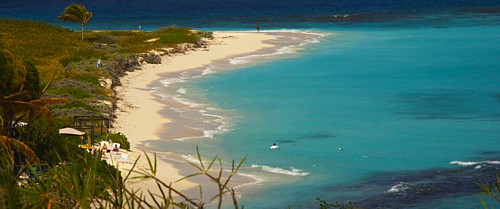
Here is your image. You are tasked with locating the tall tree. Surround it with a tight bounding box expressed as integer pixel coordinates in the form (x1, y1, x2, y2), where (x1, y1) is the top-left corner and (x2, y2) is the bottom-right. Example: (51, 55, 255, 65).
(58, 3, 93, 40)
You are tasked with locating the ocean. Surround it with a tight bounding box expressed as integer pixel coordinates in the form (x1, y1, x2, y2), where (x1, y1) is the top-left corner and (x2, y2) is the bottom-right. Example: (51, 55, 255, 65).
(2, 0, 500, 208)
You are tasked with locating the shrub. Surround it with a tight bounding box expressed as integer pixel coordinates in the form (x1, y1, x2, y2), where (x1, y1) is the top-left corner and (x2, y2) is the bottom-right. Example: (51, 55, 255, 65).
(49, 86, 92, 99)
(74, 74, 100, 85)
(103, 132, 130, 150)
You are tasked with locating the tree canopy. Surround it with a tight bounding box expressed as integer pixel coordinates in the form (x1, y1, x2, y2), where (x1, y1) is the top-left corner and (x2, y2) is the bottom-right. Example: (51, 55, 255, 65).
(58, 3, 93, 40)
(0, 50, 67, 140)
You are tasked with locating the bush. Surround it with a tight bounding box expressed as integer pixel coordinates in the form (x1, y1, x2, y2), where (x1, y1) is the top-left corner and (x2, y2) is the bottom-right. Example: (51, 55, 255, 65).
(103, 132, 130, 150)
(49, 86, 92, 99)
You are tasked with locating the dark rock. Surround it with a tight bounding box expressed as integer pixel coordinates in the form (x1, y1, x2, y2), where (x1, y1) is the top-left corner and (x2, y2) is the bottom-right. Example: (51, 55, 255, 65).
(142, 52, 162, 64)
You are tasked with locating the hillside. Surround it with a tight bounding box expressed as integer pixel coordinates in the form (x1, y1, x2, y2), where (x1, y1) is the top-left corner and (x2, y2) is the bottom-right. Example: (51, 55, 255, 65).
(0, 18, 212, 123)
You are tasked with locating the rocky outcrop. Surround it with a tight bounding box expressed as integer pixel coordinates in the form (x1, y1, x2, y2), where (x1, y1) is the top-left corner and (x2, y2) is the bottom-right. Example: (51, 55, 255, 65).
(141, 52, 162, 64)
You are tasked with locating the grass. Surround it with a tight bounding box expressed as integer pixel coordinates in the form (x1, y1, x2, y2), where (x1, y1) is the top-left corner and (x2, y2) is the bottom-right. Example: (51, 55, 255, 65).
(0, 19, 210, 82)
(0, 18, 210, 119)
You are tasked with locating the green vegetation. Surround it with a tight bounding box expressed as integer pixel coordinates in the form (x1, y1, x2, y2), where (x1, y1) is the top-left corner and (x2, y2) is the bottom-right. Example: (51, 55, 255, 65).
(103, 132, 130, 150)
(0, 141, 244, 208)
(0, 16, 228, 209)
(479, 175, 500, 208)
(0, 19, 211, 80)
(92, 26, 213, 53)
(0, 18, 212, 121)
(49, 86, 92, 99)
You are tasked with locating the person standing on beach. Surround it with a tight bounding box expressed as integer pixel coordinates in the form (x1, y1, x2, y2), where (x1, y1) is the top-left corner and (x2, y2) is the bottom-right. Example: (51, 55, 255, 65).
(256, 23, 260, 32)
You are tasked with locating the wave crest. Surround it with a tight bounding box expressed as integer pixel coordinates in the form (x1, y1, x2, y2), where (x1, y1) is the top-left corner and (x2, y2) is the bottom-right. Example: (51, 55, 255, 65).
(450, 160, 500, 169)
(450, 160, 500, 166)
(386, 182, 412, 194)
(251, 164, 310, 176)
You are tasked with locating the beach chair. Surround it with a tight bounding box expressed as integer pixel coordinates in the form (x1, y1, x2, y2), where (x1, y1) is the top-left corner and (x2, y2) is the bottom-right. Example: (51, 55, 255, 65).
(100, 141, 110, 150)
(99, 141, 111, 159)
(110, 143, 121, 154)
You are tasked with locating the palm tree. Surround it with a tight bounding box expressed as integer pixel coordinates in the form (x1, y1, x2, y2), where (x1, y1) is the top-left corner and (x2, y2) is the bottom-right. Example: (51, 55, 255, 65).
(0, 50, 67, 141)
(58, 3, 93, 40)
(0, 135, 40, 208)
(0, 49, 29, 137)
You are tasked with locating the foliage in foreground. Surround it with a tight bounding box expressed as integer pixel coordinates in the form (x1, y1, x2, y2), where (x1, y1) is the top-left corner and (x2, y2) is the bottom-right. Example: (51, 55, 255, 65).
(316, 198, 362, 209)
(0, 142, 246, 208)
(479, 174, 500, 209)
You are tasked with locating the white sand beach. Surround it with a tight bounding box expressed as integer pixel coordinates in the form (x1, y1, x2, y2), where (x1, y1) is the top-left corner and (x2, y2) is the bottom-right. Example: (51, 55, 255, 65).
(110, 31, 287, 203)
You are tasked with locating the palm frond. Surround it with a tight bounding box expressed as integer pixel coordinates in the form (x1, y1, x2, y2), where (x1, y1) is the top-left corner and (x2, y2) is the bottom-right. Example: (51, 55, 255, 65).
(1, 135, 39, 164)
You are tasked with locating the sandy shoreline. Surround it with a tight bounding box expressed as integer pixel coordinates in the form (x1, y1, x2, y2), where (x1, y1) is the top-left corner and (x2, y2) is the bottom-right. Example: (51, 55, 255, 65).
(111, 31, 317, 205)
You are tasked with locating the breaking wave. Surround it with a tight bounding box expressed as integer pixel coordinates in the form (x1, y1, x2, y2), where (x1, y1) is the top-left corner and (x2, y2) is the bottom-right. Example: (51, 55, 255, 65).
(386, 182, 412, 194)
(251, 164, 310, 176)
(450, 160, 500, 166)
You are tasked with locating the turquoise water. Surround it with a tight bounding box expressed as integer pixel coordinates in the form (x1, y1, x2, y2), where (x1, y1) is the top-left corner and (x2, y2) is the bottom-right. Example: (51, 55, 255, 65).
(150, 24, 500, 208)
(3, 0, 500, 207)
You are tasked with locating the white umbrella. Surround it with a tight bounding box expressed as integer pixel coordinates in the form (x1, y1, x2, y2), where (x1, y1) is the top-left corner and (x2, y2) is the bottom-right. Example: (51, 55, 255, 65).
(58, 127, 86, 136)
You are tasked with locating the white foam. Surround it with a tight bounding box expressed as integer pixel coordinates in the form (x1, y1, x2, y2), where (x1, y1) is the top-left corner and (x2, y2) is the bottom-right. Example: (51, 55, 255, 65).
(203, 130, 218, 138)
(275, 45, 298, 55)
(331, 14, 350, 18)
(174, 136, 203, 141)
(200, 110, 229, 135)
(225, 30, 329, 65)
(228, 42, 302, 65)
(176, 87, 187, 94)
(202, 66, 217, 75)
(159, 77, 187, 87)
(251, 164, 310, 176)
(201, 122, 228, 138)
(181, 154, 199, 164)
(228, 54, 258, 65)
(172, 96, 204, 108)
(386, 182, 411, 194)
(167, 101, 230, 141)
(450, 160, 500, 167)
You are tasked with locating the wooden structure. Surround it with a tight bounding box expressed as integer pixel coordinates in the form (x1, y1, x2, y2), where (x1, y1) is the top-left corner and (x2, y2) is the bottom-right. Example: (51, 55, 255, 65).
(73, 116, 110, 144)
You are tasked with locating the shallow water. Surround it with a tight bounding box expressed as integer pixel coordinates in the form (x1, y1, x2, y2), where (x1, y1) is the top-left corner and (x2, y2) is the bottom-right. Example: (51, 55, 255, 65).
(139, 23, 500, 208)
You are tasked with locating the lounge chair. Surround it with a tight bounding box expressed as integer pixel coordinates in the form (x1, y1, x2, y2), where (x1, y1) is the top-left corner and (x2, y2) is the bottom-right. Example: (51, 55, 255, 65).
(100, 141, 110, 151)
(111, 143, 121, 152)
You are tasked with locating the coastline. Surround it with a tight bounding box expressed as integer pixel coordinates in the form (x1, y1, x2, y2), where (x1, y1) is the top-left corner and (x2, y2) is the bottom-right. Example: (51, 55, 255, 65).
(111, 30, 320, 204)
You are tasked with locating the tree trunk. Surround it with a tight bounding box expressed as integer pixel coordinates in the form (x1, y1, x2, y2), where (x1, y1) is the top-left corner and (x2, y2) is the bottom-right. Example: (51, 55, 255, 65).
(81, 24, 85, 40)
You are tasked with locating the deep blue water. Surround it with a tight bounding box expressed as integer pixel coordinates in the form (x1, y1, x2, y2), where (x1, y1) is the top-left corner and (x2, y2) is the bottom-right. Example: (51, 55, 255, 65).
(1, 0, 499, 30)
(2, 1, 500, 208)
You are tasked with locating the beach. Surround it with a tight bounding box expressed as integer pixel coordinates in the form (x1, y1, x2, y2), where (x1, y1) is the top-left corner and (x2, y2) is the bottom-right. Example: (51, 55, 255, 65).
(5, 0, 500, 206)
(110, 31, 308, 204)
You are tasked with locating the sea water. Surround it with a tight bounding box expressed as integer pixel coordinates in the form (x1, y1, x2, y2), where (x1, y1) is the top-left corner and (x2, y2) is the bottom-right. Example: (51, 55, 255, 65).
(176, 25, 500, 208)
(2, 1, 500, 208)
